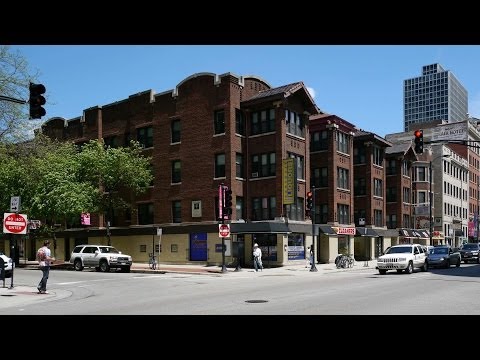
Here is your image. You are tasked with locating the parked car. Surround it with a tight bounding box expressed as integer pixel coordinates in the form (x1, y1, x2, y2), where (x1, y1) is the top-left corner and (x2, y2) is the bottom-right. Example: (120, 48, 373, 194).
(427, 246, 461, 268)
(0, 251, 14, 278)
(459, 243, 480, 264)
(69, 245, 132, 272)
(377, 243, 428, 275)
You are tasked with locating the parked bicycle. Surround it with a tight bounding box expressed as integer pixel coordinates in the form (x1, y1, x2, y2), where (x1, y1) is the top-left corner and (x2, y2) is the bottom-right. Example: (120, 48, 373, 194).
(148, 253, 157, 270)
(335, 254, 354, 269)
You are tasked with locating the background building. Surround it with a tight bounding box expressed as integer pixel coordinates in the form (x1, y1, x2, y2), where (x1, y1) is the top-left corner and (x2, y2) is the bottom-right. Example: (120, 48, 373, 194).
(403, 63, 468, 132)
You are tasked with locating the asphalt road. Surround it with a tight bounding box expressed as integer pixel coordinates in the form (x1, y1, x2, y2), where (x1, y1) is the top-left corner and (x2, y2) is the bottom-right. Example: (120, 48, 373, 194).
(2, 264, 480, 315)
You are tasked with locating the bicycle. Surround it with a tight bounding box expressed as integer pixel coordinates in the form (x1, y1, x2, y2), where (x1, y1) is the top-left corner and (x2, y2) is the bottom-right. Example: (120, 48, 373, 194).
(335, 254, 355, 269)
(148, 253, 157, 270)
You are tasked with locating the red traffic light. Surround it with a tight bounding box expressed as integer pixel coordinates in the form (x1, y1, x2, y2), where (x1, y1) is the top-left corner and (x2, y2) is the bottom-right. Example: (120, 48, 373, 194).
(307, 191, 313, 198)
(414, 129, 422, 138)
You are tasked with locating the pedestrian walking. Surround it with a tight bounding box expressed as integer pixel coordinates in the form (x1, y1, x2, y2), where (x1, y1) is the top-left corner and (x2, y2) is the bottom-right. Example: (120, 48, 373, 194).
(305, 246, 311, 268)
(37, 240, 55, 294)
(253, 243, 263, 272)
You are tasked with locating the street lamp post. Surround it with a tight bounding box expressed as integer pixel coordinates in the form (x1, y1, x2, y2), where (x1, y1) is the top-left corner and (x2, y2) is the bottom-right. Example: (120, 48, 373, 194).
(429, 154, 450, 246)
(310, 186, 318, 272)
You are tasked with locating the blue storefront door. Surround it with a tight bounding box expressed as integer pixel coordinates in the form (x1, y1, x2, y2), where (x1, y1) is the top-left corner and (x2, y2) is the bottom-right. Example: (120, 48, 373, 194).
(190, 233, 207, 261)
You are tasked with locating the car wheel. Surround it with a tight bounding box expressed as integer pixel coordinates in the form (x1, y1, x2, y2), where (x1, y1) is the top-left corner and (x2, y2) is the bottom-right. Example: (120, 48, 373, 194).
(74, 259, 83, 271)
(405, 261, 413, 274)
(422, 261, 428, 272)
(99, 260, 110, 272)
(456, 258, 460, 267)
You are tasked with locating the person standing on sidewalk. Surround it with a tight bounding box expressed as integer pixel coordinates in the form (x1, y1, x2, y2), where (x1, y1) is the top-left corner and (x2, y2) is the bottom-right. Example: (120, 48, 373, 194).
(253, 243, 263, 272)
(37, 240, 55, 294)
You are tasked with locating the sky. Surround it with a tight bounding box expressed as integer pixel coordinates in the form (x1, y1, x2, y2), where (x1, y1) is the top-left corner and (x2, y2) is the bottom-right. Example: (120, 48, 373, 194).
(11, 45, 480, 137)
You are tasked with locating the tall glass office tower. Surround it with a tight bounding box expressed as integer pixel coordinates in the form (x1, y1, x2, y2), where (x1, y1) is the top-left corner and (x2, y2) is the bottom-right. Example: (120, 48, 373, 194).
(404, 63, 468, 132)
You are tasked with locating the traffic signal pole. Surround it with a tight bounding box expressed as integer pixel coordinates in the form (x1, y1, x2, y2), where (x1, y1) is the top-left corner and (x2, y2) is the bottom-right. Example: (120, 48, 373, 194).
(310, 187, 318, 272)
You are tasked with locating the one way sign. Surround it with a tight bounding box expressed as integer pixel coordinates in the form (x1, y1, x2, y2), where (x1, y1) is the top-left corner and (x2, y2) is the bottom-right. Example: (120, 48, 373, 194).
(10, 196, 20, 212)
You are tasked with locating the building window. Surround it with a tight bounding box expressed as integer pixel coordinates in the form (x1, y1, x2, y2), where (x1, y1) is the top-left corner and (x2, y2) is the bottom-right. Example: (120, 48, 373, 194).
(312, 167, 328, 188)
(354, 209, 366, 225)
(386, 159, 396, 175)
(336, 132, 349, 154)
(286, 197, 304, 221)
(387, 214, 397, 229)
(285, 109, 305, 138)
(374, 210, 383, 227)
(172, 160, 181, 183)
(354, 178, 366, 196)
(215, 153, 226, 178)
(236, 196, 243, 220)
(252, 196, 276, 221)
(337, 204, 349, 224)
(403, 214, 410, 228)
(353, 146, 366, 164)
(403, 187, 411, 204)
(124, 132, 133, 147)
(374, 178, 383, 197)
(288, 152, 304, 180)
(138, 203, 154, 225)
(373, 146, 383, 167)
(251, 152, 276, 177)
(214, 110, 225, 135)
(337, 167, 349, 190)
(235, 109, 245, 136)
(171, 119, 181, 143)
(137, 126, 153, 148)
(251, 108, 275, 135)
(386, 187, 396, 202)
(103, 136, 118, 148)
(172, 200, 181, 223)
(402, 160, 410, 177)
(414, 166, 427, 181)
(236, 153, 244, 178)
(310, 130, 328, 152)
(320, 204, 328, 224)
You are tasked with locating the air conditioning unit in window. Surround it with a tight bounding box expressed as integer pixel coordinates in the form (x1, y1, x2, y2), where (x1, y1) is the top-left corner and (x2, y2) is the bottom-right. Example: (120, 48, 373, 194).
(251, 172, 258, 178)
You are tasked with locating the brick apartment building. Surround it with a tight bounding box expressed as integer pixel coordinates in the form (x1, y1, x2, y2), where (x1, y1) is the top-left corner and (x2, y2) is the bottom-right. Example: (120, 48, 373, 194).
(40, 72, 325, 267)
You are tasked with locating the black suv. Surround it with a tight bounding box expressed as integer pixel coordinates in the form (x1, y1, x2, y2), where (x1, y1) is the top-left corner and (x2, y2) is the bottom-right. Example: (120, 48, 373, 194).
(459, 243, 480, 264)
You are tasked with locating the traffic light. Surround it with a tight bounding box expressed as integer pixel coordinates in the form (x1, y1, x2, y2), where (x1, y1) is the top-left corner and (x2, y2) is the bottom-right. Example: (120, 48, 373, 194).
(29, 82, 46, 119)
(414, 129, 423, 154)
(306, 191, 313, 212)
(224, 188, 233, 217)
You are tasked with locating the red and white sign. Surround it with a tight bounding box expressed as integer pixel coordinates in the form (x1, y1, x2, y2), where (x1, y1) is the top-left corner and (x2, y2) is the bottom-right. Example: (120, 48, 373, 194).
(336, 227, 356, 235)
(3, 213, 28, 234)
(218, 224, 230, 238)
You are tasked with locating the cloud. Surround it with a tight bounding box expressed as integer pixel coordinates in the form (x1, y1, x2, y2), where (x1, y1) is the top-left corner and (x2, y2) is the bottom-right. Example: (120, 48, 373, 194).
(470, 92, 480, 118)
(306, 86, 316, 99)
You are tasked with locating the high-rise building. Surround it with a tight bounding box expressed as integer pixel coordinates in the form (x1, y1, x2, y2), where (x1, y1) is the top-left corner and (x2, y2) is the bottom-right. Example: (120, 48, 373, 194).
(403, 63, 468, 132)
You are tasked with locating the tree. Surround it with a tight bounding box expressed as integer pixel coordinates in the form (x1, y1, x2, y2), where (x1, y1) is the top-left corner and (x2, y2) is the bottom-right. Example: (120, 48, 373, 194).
(0, 45, 41, 143)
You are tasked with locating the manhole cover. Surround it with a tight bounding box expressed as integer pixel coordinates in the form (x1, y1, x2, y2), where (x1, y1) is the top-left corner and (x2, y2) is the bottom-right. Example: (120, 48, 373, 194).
(245, 299, 268, 303)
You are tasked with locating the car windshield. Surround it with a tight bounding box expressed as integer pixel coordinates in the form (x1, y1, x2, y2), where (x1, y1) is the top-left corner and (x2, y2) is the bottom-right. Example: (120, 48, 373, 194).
(99, 247, 120, 254)
(462, 244, 479, 250)
(429, 248, 448, 254)
(386, 246, 412, 254)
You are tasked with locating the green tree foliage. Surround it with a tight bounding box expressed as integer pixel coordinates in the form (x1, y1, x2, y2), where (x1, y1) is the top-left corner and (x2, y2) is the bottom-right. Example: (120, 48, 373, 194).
(0, 45, 41, 143)
(0, 135, 153, 230)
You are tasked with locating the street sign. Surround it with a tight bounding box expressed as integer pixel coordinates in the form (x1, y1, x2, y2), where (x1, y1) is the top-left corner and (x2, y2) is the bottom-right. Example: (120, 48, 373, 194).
(3, 213, 28, 234)
(10, 196, 20, 212)
(218, 223, 230, 238)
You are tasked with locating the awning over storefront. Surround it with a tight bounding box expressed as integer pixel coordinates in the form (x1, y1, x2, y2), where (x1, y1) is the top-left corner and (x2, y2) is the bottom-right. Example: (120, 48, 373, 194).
(399, 228, 429, 239)
(317, 225, 337, 235)
(355, 227, 379, 237)
(231, 222, 291, 234)
(375, 229, 399, 237)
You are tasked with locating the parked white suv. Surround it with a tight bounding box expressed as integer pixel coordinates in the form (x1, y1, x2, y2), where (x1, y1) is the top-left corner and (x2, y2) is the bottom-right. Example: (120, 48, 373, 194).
(69, 245, 132, 273)
(0, 251, 14, 278)
(377, 244, 428, 275)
